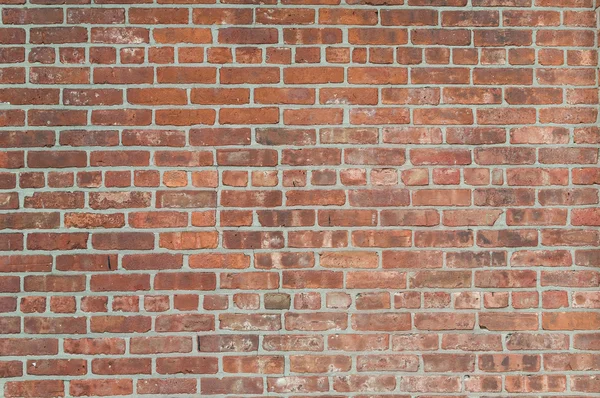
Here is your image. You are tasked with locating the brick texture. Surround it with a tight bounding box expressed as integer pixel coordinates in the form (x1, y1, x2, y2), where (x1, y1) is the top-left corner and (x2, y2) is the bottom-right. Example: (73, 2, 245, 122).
(0, 1, 599, 397)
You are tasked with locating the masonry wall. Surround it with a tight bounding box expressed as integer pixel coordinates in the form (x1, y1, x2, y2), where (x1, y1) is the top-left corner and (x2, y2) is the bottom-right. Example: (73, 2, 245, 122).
(0, 1, 599, 397)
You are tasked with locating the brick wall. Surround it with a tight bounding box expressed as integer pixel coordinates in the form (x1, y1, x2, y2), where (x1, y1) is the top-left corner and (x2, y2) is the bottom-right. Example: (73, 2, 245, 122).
(0, 1, 599, 397)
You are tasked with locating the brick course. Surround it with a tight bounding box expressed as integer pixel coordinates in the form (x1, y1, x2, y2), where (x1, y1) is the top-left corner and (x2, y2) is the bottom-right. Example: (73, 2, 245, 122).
(0, 0, 599, 397)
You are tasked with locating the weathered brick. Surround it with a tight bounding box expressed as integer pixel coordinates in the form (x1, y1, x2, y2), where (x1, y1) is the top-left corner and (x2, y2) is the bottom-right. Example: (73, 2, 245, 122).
(0, 2, 596, 392)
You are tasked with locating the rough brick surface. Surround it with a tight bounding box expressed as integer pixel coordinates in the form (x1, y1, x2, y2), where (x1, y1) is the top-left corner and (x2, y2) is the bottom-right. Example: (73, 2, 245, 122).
(0, 0, 599, 397)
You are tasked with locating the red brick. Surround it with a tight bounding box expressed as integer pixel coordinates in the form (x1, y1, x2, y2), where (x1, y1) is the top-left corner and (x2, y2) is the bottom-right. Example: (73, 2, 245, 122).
(319, 8, 377, 25)
(156, 357, 217, 374)
(415, 313, 475, 330)
(70, 379, 132, 397)
(412, 67, 470, 84)
(480, 313, 539, 331)
(27, 359, 86, 376)
(348, 67, 408, 84)
(192, 8, 252, 24)
(475, 29, 532, 46)
(155, 314, 214, 332)
(285, 313, 347, 332)
(349, 28, 408, 44)
(413, 29, 471, 46)
(24, 316, 86, 334)
(0, 2, 596, 389)
(443, 10, 499, 26)
(219, 28, 277, 44)
(382, 9, 438, 26)
(5, 380, 65, 398)
(137, 379, 197, 395)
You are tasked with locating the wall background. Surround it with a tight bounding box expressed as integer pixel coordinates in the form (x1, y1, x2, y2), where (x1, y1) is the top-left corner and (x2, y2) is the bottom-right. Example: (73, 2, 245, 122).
(0, 1, 599, 397)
